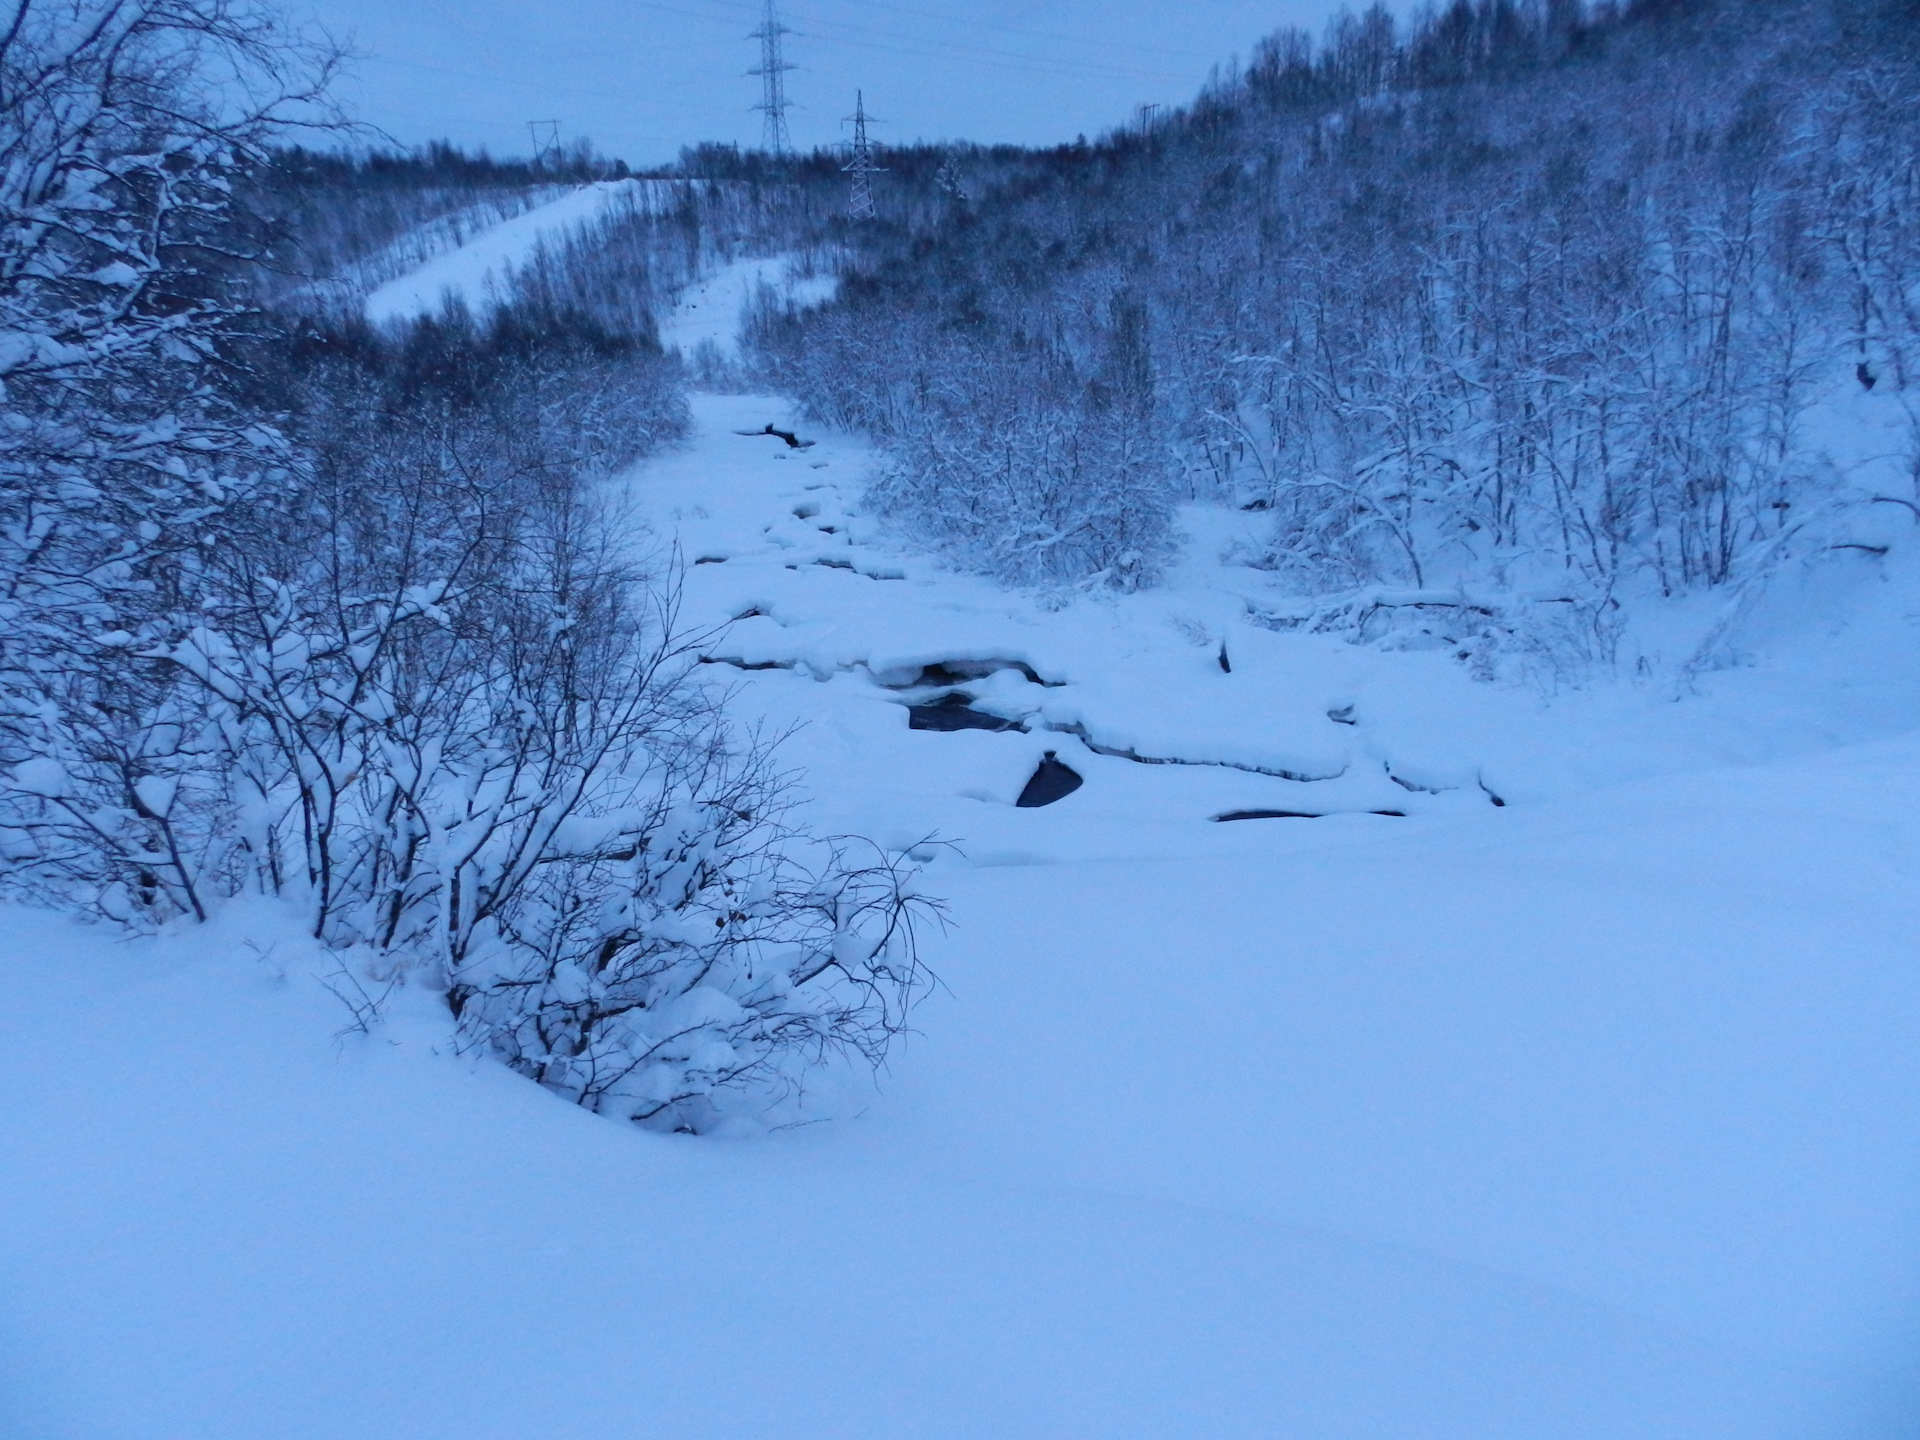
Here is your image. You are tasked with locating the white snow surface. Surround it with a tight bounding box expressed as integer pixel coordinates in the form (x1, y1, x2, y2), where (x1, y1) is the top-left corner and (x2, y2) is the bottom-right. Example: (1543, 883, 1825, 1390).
(657, 254, 837, 359)
(8, 294, 1920, 1434)
(362, 179, 684, 325)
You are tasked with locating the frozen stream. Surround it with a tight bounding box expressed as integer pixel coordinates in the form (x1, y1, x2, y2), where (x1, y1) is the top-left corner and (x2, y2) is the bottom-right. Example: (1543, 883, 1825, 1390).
(3, 257, 1919, 1440)
(601, 385, 1920, 1436)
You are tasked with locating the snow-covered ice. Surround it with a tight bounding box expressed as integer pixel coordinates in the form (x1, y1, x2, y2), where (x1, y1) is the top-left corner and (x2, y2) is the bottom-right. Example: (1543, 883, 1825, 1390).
(8, 278, 1920, 1439)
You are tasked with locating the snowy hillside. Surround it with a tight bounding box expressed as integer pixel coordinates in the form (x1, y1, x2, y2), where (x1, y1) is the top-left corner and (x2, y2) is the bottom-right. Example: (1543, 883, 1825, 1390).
(8, 331, 1920, 1435)
(6, 3, 1920, 1428)
(362, 178, 690, 324)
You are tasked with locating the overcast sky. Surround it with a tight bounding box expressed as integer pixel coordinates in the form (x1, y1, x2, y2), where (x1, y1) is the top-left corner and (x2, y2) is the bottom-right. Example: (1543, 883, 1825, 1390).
(293, 0, 1372, 165)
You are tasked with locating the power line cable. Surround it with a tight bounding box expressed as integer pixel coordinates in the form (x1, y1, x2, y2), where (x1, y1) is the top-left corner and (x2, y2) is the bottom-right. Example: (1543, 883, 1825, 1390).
(617, 0, 1197, 85)
(360, 51, 737, 104)
(818, 0, 1225, 63)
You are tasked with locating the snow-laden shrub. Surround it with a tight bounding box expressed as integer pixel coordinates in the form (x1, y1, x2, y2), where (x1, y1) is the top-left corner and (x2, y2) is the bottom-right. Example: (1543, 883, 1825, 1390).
(185, 419, 933, 1128)
(0, 6, 936, 1126)
(458, 778, 934, 1130)
(0, 0, 340, 920)
(3, 303, 934, 1128)
(176, 519, 935, 1128)
(868, 413, 1173, 593)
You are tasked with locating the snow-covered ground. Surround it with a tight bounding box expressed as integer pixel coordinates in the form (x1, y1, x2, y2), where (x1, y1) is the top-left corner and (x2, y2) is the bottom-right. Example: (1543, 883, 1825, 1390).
(7, 270, 1920, 1437)
(363, 179, 688, 325)
(657, 254, 838, 360)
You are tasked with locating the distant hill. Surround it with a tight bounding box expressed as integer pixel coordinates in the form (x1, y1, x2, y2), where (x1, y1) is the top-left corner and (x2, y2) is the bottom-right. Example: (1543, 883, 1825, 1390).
(751, 0, 1920, 677)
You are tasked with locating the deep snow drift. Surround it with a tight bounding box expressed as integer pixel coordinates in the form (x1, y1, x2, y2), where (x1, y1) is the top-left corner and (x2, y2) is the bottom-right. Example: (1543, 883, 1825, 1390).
(6, 243, 1920, 1437)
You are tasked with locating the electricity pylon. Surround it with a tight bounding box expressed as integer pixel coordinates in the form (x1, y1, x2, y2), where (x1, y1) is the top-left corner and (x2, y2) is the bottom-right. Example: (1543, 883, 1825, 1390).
(527, 119, 561, 165)
(844, 91, 883, 221)
(749, 0, 795, 155)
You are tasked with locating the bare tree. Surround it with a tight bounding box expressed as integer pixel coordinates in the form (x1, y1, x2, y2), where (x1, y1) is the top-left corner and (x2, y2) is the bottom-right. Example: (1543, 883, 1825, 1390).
(172, 335, 934, 1129)
(759, 0, 1920, 674)
(0, 0, 343, 917)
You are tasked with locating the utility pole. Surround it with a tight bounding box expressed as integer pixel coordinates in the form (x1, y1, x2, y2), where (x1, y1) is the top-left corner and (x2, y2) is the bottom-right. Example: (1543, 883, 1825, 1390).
(749, 0, 794, 155)
(844, 90, 883, 221)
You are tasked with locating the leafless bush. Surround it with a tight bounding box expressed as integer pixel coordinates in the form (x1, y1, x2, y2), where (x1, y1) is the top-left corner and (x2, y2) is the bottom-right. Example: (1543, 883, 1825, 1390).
(0, 4, 940, 1127)
(187, 387, 934, 1125)
(0, 0, 342, 918)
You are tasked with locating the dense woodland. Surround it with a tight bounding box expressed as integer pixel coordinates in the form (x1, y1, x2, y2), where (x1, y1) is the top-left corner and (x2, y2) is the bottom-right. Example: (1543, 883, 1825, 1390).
(755, 0, 1920, 671)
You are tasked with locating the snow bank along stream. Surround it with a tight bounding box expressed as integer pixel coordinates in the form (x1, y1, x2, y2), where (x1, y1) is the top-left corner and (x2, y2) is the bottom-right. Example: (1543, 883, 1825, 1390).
(6, 246, 1920, 1440)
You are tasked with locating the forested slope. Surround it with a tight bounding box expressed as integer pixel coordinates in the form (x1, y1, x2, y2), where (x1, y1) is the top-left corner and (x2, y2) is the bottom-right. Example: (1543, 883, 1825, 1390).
(755, 0, 1920, 675)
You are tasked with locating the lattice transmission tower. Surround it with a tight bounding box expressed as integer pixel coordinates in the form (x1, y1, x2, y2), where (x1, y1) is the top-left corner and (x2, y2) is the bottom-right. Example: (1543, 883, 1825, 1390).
(844, 91, 883, 221)
(527, 119, 561, 166)
(749, 0, 795, 155)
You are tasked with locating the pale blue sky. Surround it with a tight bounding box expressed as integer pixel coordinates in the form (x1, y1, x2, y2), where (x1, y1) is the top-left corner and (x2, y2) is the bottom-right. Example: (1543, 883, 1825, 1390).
(294, 0, 1374, 164)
